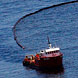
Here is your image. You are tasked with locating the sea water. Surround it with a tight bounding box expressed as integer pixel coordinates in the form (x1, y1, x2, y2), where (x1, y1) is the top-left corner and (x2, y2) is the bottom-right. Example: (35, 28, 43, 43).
(0, 0, 78, 78)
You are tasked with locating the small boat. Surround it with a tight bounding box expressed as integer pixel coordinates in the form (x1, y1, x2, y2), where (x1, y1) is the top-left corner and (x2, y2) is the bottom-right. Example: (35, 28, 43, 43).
(23, 37, 63, 69)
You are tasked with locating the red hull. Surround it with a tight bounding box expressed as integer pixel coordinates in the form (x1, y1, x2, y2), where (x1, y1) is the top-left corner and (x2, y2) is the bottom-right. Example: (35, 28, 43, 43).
(23, 54, 63, 69)
(35, 56, 62, 68)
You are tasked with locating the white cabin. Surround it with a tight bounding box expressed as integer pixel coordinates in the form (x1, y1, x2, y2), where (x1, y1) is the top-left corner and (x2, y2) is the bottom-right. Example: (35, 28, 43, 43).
(40, 44, 60, 57)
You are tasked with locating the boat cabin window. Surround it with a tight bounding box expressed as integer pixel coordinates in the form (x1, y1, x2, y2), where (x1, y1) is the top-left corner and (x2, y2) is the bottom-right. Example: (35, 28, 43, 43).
(45, 50, 59, 54)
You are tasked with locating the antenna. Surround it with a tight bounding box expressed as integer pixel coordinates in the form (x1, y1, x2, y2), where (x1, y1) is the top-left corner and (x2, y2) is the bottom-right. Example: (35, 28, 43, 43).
(47, 36, 50, 44)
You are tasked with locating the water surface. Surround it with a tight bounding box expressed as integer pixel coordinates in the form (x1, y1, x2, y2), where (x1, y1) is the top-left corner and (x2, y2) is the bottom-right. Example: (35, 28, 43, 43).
(0, 0, 78, 78)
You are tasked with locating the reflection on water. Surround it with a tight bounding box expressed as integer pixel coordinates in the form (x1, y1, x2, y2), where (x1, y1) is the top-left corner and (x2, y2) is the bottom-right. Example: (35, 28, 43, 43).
(36, 67, 64, 74)
(24, 66, 64, 78)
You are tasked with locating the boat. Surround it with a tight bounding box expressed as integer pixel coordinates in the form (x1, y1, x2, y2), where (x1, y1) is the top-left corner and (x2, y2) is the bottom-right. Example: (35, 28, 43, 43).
(23, 37, 63, 69)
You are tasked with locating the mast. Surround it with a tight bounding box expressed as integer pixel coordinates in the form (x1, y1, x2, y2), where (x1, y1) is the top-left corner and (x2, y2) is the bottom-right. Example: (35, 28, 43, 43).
(47, 36, 52, 48)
